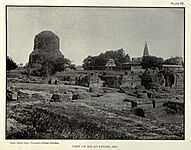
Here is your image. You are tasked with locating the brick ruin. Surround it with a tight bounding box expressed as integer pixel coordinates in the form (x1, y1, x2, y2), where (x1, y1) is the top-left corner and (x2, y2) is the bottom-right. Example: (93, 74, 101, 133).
(121, 71, 141, 88)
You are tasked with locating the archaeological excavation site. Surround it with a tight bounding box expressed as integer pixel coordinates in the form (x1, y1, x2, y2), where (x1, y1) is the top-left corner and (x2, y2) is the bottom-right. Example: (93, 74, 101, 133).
(6, 7, 185, 140)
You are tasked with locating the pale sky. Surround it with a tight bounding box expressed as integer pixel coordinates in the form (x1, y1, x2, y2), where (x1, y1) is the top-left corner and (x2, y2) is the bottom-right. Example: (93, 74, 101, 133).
(7, 7, 184, 65)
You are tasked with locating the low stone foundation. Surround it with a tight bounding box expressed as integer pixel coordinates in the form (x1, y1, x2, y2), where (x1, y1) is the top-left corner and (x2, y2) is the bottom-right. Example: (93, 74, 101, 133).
(163, 100, 184, 114)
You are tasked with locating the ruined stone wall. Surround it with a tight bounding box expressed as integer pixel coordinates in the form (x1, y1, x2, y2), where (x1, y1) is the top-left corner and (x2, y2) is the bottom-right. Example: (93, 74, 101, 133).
(75, 75, 89, 87)
(121, 72, 141, 88)
(89, 73, 103, 87)
(173, 71, 184, 89)
(74, 73, 104, 88)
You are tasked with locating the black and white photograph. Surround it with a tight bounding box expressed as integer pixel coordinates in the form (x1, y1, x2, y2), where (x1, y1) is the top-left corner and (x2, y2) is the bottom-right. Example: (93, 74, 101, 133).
(6, 6, 185, 140)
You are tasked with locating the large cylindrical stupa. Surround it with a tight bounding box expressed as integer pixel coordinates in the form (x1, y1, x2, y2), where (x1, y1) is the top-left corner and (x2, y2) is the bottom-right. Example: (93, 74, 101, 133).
(28, 31, 65, 75)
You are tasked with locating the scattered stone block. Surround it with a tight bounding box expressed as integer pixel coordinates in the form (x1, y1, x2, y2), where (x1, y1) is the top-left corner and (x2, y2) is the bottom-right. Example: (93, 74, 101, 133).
(103, 87, 119, 93)
(50, 93, 61, 102)
(163, 100, 184, 114)
(152, 100, 156, 108)
(147, 92, 157, 98)
(17, 90, 49, 102)
(89, 87, 103, 97)
(72, 93, 78, 100)
(7, 118, 17, 132)
(31, 93, 45, 101)
(132, 101, 137, 108)
(137, 93, 148, 98)
(17, 90, 32, 101)
(125, 102, 132, 109)
(134, 108, 145, 117)
(64, 92, 73, 100)
(147, 92, 152, 98)
(7, 89, 14, 101)
(123, 98, 137, 108)
(72, 91, 91, 100)
(60, 94, 71, 102)
(50, 92, 72, 102)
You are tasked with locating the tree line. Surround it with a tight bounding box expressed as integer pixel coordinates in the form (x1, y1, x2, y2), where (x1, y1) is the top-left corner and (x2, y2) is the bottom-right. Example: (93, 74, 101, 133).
(7, 51, 184, 73)
(82, 48, 130, 70)
(82, 49, 183, 70)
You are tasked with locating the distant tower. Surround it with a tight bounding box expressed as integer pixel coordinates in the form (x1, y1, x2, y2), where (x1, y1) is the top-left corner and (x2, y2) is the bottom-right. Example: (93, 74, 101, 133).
(143, 42, 149, 56)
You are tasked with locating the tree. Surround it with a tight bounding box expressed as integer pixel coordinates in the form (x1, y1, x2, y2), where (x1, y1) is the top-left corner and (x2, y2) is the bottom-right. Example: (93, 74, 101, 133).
(141, 56, 163, 69)
(140, 72, 153, 89)
(82, 56, 94, 70)
(29, 57, 71, 76)
(82, 49, 130, 70)
(69, 64, 76, 70)
(53, 57, 71, 73)
(163, 56, 183, 65)
(7, 56, 17, 71)
(125, 54, 131, 62)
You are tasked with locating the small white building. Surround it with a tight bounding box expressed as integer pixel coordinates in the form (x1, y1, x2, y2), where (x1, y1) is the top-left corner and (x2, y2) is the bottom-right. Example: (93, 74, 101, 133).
(76, 66, 84, 71)
(105, 59, 116, 70)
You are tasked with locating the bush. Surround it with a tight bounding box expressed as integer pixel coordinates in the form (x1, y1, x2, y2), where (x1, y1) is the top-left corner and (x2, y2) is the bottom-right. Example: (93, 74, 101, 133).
(29, 57, 71, 76)
(141, 56, 163, 69)
(7, 56, 17, 71)
(164, 56, 183, 65)
(83, 49, 130, 70)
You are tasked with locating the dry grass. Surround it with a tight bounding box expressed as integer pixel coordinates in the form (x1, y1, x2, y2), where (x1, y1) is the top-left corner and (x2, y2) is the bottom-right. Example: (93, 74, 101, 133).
(6, 78, 184, 140)
(6, 98, 184, 139)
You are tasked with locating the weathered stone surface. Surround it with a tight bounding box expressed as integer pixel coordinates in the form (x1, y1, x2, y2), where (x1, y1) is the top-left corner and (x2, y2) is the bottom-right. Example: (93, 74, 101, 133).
(147, 92, 157, 98)
(72, 91, 91, 100)
(141, 69, 166, 90)
(134, 108, 145, 117)
(100, 75, 121, 88)
(34, 31, 59, 51)
(48, 76, 60, 85)
(103, 87, 119, 93)
(124, 102, 132, 109)
(28, 31, 65, 76)
(7, 89, 14, 101)
(17, 90, 32, 101)
(75, 75, 89, 87)
(89, 73, 103, 87)
(60, 93, 72, 102)
(65, 92, 73, 100)
(137, 92, 148, 98)
(89, 87, 103, 97)
(17, 90, 49, 102)
(121, 73, 141, 88)
(7, 118, 17, 132)
(51, 93, 61, 102)
(31, 93, 45, 101)
(163, 101, 184, 114)
(123, 99, 137, 108)
(51, 93, 72, 102)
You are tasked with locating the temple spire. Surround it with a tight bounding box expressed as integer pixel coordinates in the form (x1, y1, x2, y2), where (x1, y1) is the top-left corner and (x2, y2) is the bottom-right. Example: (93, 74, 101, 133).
(143, 42, 149, 56)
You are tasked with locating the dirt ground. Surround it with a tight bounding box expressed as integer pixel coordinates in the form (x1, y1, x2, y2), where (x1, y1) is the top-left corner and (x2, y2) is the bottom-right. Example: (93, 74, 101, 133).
(6, 74, 184, 140)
